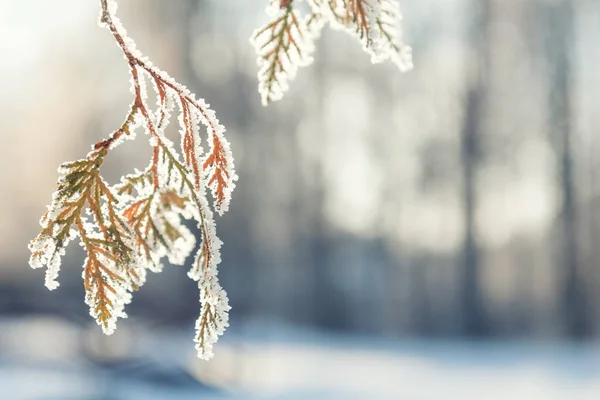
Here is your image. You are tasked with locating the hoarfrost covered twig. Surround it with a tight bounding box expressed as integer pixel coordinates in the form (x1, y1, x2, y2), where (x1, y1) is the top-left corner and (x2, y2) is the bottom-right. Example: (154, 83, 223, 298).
(29, 0, 236, 360)
(252, 0, 413, 105)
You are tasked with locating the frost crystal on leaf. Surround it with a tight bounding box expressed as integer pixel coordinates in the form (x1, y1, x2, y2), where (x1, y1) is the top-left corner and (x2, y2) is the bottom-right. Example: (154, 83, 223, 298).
(29, 0, 236, 360)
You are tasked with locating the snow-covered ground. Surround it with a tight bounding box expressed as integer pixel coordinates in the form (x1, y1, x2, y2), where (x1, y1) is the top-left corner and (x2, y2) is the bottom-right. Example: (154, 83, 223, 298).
(1, 317, 600, 399)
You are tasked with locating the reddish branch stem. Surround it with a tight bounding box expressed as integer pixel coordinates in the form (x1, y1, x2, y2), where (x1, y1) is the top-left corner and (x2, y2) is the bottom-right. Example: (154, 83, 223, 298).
(98, 0, 217, 274)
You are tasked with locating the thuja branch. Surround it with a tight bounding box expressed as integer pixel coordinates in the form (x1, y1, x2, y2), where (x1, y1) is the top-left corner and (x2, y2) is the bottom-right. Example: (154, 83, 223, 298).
(251, 0, 413, 105)
(251, 0, 316, 106)
(29, 0, 414, 361)
(29, 0, 237, 360)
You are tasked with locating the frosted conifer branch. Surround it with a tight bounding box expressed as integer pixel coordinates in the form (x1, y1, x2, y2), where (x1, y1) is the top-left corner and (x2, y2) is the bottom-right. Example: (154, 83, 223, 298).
(29, 0, 414, 360)
(253, 0, 413, 104)
(251, 0, 317, 106)
(369, 0, 413, 71)
(28, 0, 236, 359)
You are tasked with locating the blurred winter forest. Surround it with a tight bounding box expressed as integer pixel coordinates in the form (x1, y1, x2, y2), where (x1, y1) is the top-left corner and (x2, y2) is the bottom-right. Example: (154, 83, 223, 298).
(2, 0, 600, 398)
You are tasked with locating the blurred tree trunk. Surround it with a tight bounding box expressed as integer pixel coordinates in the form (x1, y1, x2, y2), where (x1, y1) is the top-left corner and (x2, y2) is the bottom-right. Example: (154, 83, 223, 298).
(458, 0, 491, 337)
(410, 257, 433, 335)
(544, 0, 592, 338)
(306, 35, 348, 331)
